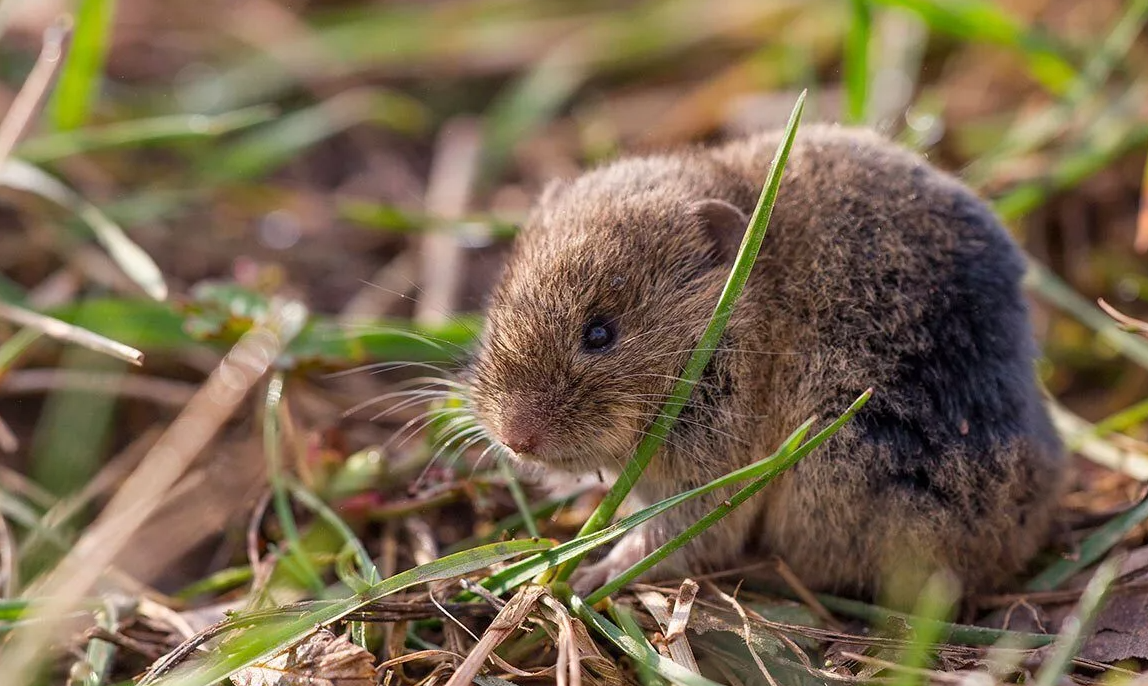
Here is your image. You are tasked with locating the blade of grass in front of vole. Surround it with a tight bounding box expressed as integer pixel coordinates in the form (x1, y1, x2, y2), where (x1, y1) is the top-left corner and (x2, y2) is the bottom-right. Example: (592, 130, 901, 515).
(548, 89, 806, 585)
(584, 390, 872, 604)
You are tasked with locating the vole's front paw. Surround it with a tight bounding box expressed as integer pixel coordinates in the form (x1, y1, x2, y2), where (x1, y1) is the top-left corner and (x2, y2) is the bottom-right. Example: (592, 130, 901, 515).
(570, 532, 653, 597)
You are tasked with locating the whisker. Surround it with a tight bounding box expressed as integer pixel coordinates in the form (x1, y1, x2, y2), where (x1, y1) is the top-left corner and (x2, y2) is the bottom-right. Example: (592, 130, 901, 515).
(346, 387, 456, 418)
(383, 407, 469, 451)
(323, 360, 457, 380)
(366, 392, 461, 422)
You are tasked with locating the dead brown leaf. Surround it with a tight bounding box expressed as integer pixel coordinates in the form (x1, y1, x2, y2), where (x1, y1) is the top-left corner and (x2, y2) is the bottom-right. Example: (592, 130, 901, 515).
(231, 630, 377, 686)
(1081, 590, 1148, 663)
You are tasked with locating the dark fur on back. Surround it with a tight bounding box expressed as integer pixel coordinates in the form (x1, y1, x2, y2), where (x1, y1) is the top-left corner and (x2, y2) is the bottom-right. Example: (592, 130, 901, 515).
(467, 124, 1066, 602)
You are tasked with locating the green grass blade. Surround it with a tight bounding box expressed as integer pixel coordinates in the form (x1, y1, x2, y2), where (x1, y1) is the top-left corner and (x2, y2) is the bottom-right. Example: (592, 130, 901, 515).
(70, 599, 117, 686)
(872, 0, 1075, 94)
(1025, 494, 1148, 592)
(50, 0, 116, 130)
(1033, 555, 1122, 686)
(551, 89, 806, 583)
(586, 390, 872, 603)
(1079, 396, 1148, 444)
(0, 160, 167, 301)
(264, 372, 325, 595)
(17, 106, 277, 163)
(0, 302, 142, 366)
(42, 297, 477, 364)
(844, 0, 872, 125)
(173, 566, 254, 602)
(337, 198, 519, 238)
(142, 539, 552, 686)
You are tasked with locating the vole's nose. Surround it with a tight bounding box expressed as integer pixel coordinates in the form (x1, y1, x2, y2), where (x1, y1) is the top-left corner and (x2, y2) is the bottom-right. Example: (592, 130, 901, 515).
(502, 429, 538, 455)
(499, 409, 544, 455)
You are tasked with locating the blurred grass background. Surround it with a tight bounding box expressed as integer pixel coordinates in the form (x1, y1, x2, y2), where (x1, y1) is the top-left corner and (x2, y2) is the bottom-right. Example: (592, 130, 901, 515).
(2, 0, 1148, 683)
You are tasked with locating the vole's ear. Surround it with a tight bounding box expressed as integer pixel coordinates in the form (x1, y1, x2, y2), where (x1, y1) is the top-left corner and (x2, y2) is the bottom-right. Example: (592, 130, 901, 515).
(689, 199, 749, 262)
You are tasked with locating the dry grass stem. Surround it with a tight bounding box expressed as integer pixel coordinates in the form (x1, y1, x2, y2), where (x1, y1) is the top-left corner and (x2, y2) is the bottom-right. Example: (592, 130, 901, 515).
(0, 301, 143, 366)
(416, 117, 481, 327)
(0, 16, 71, 170)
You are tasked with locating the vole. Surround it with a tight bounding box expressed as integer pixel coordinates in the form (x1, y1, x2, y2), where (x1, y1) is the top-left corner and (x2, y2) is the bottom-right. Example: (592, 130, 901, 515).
(465, 124, 1067, 603)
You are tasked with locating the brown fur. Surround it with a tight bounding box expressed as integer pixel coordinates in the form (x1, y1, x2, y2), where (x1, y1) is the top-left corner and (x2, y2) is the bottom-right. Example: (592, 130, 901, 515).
(466, 124, 1067, 603)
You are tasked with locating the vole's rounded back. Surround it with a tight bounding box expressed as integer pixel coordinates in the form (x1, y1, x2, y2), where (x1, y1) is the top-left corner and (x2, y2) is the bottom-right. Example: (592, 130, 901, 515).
(467, 124, 1066, 602)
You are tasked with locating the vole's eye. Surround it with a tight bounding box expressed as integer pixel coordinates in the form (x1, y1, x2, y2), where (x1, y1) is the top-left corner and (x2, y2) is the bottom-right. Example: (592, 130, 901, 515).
(581, 319, 616, 353)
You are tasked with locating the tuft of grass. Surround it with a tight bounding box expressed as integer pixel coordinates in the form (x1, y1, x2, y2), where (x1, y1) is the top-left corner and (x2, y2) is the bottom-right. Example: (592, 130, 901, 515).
(550, 88, 808, 584)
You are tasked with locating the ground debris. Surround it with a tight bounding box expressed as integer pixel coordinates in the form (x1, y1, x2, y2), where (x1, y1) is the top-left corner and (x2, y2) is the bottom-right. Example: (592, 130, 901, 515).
(231, 630, 377, 686)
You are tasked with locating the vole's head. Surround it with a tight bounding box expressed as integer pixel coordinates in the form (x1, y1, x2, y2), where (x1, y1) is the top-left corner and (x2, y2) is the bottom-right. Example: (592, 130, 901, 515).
(467, 154, 755, 469)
